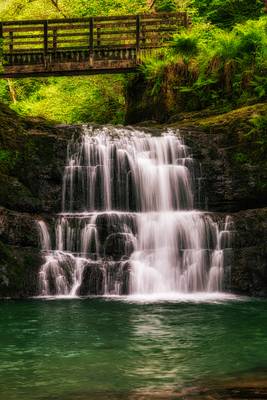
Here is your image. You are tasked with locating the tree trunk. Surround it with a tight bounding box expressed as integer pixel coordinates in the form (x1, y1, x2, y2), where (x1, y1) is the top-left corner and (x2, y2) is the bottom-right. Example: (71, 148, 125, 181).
(50, 0, 67, 18)
(147, 0, 156, 11)
(7, 79, 17, 104)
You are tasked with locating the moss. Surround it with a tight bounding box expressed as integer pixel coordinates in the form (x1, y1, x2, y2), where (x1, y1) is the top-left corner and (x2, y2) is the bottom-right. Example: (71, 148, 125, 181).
(0, 149, 19, 175)
(173, 102, 267, 129)
(177, 102, 267, 160)
(234, 152, 249, 163)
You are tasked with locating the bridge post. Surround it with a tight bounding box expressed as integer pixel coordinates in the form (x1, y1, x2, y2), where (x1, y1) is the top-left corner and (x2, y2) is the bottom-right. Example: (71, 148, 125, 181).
(89, 17, 94, 67)
(53, 28, 57, 54)
(9, 31, 13, 65)
(9, 32, 13, 53)
(43, 21, 48, 68)
(97, 25, 101, 47)
(136, 15, 141, 62)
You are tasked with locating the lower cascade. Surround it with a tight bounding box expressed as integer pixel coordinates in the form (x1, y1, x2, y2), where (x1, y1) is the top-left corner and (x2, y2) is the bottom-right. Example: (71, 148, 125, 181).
(37, 127, 232, 297)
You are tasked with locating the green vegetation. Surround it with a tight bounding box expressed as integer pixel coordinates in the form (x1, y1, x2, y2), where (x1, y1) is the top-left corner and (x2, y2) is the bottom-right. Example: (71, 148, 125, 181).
(140, 15, 267, 116)
(0, 0, 266, 123)
(1, 76, 126, 124)
(190, 0, 263, 28)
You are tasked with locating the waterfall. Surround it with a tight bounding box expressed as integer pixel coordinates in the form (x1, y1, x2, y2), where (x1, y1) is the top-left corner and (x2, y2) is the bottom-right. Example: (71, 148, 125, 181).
(37, 127, 232, 297)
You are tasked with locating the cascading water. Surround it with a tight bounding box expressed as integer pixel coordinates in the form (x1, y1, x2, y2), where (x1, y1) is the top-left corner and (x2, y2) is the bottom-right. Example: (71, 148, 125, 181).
(37, 127, 232, 297)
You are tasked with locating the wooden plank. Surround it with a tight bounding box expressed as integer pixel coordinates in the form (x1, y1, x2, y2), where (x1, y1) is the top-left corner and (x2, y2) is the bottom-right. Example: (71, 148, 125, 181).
(6, 40, 43, 46)
(2, 46, 134, 58)
(48, 21, 90, 31)
(50, 39, 88, 44)
(0, 65, 137, 78)
(3, 26, 44, 33)
(47, 24, 88, 30)
(3, 49, 46, 54)
(3, 20, 180, 36)
(2, 20, 47, 26)
(91, 29, 137, 36)
(52, 32, 89, 38)
(88, 22, 137, 29)
(3, 25, 87, 33)
(6, 34, 44, 39)
(46, 19, 182, 31)
(95, 36, 135, 42)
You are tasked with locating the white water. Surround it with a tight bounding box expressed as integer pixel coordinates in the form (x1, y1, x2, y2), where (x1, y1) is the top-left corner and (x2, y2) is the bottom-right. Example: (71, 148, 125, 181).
(37, 127, 232, 297)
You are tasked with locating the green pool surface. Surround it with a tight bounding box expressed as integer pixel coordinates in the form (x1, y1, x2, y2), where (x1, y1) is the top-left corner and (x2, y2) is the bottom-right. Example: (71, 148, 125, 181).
(0, 294, 266, 399)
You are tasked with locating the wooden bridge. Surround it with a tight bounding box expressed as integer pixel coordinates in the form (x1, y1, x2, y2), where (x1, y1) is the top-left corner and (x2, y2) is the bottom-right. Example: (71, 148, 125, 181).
(0, 13, 190, 78)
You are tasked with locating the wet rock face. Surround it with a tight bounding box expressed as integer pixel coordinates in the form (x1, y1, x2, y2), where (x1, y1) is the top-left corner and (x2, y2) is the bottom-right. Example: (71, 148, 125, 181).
(0, 241, 41, 298)
(230, 208, 267, 297)
(175, 126, 267, 213)
(10, 129, 73, 214)
(0, 208, 44, 297)
(0, 207, 40, 248)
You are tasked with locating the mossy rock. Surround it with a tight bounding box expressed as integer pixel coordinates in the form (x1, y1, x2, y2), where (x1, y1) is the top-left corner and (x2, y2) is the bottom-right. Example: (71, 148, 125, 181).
(0, 241, 41, 298)
(0, 173, 39, 212)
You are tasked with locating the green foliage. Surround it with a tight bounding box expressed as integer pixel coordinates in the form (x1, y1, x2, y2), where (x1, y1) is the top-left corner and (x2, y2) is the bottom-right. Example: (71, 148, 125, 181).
(191, 0, 263, 28)
(248, 114, 267, 145)
(0, 149, 18, 173)
(142, 15, 267, 111)
(155, 0, 176, 12)
(172, 32, 199, 60)
(0, 0, 148, 20)
(232, 112, 267, 169)
(234, 152, 249, 164)
(10, 76, 126, 124)
(140, 50, 168, 94)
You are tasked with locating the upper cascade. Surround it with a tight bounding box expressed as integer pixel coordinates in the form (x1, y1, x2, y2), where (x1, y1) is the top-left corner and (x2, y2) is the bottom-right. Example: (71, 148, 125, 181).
(62, 127, 194, 213)
(37, 127, 232, 297)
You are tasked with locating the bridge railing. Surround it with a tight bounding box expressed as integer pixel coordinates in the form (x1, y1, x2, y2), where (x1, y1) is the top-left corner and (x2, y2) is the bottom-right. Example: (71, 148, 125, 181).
(0, 13, 190, 76)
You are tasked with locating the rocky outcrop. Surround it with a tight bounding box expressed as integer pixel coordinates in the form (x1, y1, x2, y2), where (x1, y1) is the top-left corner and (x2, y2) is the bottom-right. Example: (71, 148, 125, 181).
(168, 104, 267, 213)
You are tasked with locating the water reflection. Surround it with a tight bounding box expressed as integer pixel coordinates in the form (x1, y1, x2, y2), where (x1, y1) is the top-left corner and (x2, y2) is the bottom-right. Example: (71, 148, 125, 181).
(0, 299, 266, 400)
